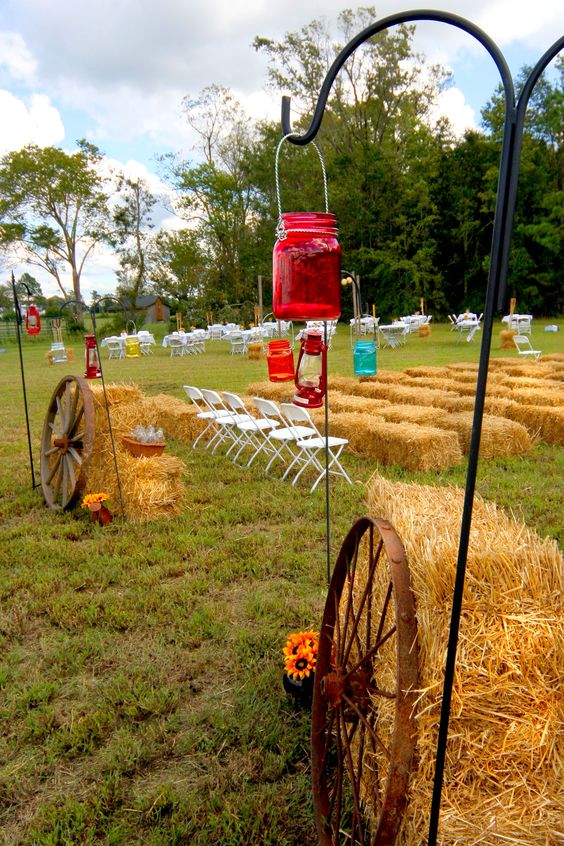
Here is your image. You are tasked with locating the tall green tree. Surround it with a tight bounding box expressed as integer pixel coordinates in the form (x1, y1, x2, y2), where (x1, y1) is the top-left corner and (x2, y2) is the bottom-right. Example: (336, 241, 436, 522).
(0, 140, 110, 311)
(112, 175, 157, 304)
(482, 59, 563, 313)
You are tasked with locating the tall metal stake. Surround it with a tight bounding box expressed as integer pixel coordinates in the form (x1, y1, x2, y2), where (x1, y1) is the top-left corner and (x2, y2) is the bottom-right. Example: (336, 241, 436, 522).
(11, 272, 38, 490)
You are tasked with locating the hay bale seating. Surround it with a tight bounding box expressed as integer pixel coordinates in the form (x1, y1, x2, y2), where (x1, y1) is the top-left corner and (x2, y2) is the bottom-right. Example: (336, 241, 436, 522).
(87, 384, 200, 523)
(504, 403, 564, 446)
(365, 473, 562, 846)
(432, 411, 532, 457)
(312, 411, 463, 471)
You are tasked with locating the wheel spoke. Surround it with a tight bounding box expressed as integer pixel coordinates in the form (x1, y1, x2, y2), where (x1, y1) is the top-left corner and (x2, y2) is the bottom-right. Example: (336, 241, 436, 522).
(65, 453, 76, 493)
(67, 446, 83, 465)
(342, 541, 382, 668)
(46, 454, 62, 485)
(342, 692, 391, 759)
(48, 420, 63, 437)
(343, 626, 397, 683)
(66, 382, 80, 434)
(63, 380, 72, 431)
(68, 404, 84, 439)
(61, 459, 68, 505)
(340, 711, 367, 846)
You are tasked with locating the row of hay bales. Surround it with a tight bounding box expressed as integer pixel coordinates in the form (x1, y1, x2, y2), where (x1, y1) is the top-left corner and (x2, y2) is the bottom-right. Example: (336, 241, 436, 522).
(246, 355, 564, 472)
(361, 472, 563, 845)
(86, 384, 204, 522)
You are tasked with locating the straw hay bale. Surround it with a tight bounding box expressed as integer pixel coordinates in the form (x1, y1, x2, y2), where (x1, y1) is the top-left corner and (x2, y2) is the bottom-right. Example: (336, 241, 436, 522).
(509, 387, 564, 407)
(539, 353, 564, 363)
(247, 342, 265, 360)
(432, 395, 476, 413)
(363, 474, 562, 846)
(320, 412, 462, 471)
(328, 392, 391, 415)
(499, 328, 517, 349)
(446, 362, 478, 372)
(142, 394, 204, 442)
(404, 367, 451, 378)
(402, 376, 470, 394)
(85, 383, 187, 522)
(245, 380, 295, 402)
(381, 404, 450, 426)
(359, 370, 412, 384)
(504, 404, 564, 446)
(418, 323, 431, 337)
(432, 411, 532, 457)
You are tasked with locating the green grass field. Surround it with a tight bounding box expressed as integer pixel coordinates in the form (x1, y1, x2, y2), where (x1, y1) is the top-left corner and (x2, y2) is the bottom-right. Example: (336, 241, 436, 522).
(0, 320, 562, 844)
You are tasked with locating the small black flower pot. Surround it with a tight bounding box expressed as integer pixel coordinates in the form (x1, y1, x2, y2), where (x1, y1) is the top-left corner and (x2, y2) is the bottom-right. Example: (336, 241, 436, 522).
(283, 672, 314, 706)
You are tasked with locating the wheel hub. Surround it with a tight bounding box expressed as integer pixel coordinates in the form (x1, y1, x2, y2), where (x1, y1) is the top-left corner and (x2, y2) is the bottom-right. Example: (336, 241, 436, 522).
(321, 663, 373, 715)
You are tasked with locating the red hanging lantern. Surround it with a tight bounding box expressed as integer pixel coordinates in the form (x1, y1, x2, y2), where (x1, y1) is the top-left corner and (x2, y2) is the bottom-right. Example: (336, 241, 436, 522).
(25, 305, 41, 335)
(84, 335, 101, 379)
(272, 137, 341, 321)
(293, 330, 327, 409)
(266, 339, 295, 382)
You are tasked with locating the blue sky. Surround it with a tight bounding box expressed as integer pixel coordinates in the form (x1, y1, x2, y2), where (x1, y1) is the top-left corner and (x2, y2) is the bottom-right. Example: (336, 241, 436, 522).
(0, 0, 562, 296)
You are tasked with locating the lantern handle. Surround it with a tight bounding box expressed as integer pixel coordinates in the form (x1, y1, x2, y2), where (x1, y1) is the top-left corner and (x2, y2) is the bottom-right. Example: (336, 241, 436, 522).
(274, 133, 329, 227)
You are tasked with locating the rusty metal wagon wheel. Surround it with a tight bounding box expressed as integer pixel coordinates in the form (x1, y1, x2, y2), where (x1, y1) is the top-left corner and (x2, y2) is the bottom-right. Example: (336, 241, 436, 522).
(40, 375, 95, 510)
(312, 516, 419, 846)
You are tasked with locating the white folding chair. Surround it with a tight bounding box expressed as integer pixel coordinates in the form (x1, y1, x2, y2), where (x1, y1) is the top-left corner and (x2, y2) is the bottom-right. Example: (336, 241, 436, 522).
(221, 391, 279, 464)
(168, 336, 185, 357)
(514, 335, 541, 360)
(228, 332, 245, 355)
(137, 331, 154, 355)
(183, 385, 232, 449)
(106, 338, 125, 360)
(199, 389, 245, 454)
(279, 403, 352, 493)
(251, 397, 311, 475)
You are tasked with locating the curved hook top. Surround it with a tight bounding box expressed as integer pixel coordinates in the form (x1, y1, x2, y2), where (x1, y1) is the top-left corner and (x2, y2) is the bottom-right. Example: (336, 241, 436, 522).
(281, 8, 515, 144)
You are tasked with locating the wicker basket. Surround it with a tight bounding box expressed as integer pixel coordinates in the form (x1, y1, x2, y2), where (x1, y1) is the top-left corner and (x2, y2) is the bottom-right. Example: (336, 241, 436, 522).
(121, 436, 166, 458)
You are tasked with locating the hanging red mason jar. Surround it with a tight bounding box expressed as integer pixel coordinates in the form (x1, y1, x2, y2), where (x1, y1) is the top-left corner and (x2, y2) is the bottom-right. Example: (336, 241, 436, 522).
(266, 339, 295, 382)
(273, 213, 341, 320)
(84, 335, 101, 379)
(293, 330, 327, 409)
(25, 305, 41, 335)
(272, 136, 341, 321)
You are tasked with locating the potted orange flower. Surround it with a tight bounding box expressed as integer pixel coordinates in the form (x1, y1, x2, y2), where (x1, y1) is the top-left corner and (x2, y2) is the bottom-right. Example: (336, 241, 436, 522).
(81, 492, 112, 525)
(282, 630, 318, 703)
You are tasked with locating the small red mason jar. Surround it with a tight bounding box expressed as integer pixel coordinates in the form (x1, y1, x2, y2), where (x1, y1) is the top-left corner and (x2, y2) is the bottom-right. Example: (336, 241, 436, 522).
(273, 212, 341, 321)
(266, 339, 295, 382)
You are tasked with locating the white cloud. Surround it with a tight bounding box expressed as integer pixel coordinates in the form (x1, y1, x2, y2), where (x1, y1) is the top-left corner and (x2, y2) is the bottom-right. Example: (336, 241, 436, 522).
(0, 32, 37, 84)
(0, 91, 64, 154)
(432, 87, 477, 137)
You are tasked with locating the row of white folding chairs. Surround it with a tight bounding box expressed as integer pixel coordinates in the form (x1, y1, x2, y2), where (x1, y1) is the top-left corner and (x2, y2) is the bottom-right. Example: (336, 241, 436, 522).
(183, 386, 352, 493)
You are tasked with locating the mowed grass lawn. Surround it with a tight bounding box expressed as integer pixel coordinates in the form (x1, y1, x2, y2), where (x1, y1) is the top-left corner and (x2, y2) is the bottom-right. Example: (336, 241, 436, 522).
(0, 320, 562, 845)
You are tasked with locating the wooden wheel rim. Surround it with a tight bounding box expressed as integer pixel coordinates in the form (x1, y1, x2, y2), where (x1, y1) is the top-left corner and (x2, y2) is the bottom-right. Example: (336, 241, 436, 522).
(312, 516, 419, 846)
(40, 375, 95, 510)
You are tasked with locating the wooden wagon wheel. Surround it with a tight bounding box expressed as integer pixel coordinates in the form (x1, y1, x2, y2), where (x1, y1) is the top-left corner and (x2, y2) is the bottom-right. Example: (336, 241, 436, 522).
(40, 375, 95, 510)
(312, 516, 419, 846)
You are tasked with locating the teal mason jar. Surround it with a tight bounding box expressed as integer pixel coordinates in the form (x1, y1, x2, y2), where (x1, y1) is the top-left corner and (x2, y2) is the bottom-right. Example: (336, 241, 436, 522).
(353, 340, 377, 376)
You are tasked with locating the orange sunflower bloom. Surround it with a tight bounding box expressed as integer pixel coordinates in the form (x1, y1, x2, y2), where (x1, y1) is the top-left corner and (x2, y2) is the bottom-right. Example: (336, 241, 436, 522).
(283, 630, 319, 680)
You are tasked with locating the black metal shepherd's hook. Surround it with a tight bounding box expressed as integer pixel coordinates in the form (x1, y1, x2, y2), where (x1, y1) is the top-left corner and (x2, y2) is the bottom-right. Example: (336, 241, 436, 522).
(11, 271, 39, 490)
(279, 10, 563, 845)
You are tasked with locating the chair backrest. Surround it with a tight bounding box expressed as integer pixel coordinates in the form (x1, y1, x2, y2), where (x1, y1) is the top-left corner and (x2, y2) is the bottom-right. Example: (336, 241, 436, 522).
(279, 402, 320, 436)
(107, 339, 122, 351)
(222, 391, 249, 416)
(514, 335, 540, 356)
(253, 397, 285, 426)
(184, 384, 203, 402)
(200, 388, 228, 414)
